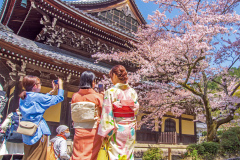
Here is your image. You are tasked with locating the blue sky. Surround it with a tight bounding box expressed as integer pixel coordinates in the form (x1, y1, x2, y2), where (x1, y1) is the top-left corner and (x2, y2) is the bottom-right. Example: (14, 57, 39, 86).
(0, 0, 156, 22)
(135, 0, 158, 23)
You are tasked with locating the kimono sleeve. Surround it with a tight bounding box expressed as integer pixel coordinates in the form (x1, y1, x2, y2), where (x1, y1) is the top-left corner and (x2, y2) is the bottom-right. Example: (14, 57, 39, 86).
(98, 89, 115, 137)
(39, 89, 64, 110)
(131, 89, 139, 115)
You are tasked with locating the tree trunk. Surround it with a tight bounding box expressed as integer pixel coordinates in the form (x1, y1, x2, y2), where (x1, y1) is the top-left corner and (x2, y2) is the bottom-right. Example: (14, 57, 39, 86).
(207, 121, 218, 142)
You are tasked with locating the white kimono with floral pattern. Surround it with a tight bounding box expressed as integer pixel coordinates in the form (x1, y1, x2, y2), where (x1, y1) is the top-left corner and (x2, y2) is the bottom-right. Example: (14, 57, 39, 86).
(98, 83, 139, 160)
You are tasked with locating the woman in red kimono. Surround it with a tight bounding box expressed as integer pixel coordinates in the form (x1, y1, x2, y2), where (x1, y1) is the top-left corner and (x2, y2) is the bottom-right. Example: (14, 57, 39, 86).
(71, 71, 103, 160)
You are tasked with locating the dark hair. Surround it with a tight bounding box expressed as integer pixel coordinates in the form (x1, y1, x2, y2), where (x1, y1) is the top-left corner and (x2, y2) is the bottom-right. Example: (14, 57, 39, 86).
(109, 65, 128, 83)
(79, 71, 96, 89)
(19, 75, 39, 100)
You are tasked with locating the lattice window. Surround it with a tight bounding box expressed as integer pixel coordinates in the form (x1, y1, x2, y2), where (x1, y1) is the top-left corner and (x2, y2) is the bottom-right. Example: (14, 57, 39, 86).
(92, 9, 139, 33)
(164, 118, 176, 132)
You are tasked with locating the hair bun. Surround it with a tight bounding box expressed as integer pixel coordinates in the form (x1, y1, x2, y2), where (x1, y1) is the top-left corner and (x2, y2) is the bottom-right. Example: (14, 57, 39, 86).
(110, 65, 128, 83)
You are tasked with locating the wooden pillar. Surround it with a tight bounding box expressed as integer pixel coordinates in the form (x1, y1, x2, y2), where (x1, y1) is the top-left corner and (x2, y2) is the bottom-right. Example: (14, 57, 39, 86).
(1, 81, 11, 119)
(168, 148, 172, 160)
(60, 73, 74, 128)
(179, 116, 182, 144)
(60, 82, 69, 125)
(2, 60, 24, 117)
(194, 116, 197, 143)
(9, 80, 22, 113)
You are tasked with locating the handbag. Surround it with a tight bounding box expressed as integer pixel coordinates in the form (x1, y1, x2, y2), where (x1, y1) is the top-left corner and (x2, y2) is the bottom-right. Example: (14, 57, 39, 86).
(97, 139, 109, 160)
(17, 120, 41, 136)
(46, 143, 59, 160)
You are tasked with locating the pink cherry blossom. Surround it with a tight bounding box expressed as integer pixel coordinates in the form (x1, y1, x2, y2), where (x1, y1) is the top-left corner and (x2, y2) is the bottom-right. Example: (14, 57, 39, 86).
(93, 0, 240, 141)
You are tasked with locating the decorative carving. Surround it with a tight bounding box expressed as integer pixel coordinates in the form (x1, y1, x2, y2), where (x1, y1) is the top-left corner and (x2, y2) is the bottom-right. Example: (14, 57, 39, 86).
(116, 4, 136, 19)
(6, 60, 17, 81)
(36, 20, 117, 54)
(66, 73, 71, 83)
(26, 68, 35, 73)
(32, 2, 51, 26)
(40, 72, 51, 79)
(18, 61, 27, 81)
(6, 60, 17, 72)
(0, 74, 6, 83)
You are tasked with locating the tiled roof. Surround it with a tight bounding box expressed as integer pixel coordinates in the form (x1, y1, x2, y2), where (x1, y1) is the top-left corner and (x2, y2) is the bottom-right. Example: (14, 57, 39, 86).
(0, 25, 111, 74)
(66, 0, 117, 4)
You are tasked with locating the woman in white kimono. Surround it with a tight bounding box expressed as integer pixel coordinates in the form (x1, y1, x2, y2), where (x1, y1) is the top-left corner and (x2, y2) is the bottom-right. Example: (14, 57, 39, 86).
(98, 65, 139, 160)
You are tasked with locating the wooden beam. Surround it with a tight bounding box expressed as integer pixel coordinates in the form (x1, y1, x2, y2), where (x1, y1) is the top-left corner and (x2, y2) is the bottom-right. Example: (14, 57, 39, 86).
(2, 0, 17, 25)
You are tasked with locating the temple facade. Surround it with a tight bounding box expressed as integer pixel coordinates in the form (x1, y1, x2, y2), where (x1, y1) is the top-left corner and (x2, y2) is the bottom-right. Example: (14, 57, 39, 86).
(0, 0, 196, 145)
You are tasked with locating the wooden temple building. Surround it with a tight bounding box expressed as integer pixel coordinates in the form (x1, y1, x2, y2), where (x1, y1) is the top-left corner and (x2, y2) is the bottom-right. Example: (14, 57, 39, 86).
(0, 0, 196, 145)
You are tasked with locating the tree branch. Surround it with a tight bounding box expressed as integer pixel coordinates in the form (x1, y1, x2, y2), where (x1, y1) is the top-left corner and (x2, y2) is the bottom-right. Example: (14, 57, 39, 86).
(221, 0, 238, 14)
(179, 82, 203, 97)
(196, 0, 201, 13)
(230, 82, 240, 96)
(217, 115, 234, 128)
(216, 103, 240, 128)
(228, 55, 240, 71)
(184, 56, 205, 84)
(211, 79, 224, 87)
(194, 81, 203, 94)
(203, 71, 208, 96)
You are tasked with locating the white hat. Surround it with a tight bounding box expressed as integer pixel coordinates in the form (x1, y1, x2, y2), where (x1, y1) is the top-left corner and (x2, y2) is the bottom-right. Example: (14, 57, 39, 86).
(56, 125, 68, 134)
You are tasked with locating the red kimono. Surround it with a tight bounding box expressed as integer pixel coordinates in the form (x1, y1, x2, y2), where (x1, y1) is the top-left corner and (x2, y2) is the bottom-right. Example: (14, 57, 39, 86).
(71, 89, 103, 160)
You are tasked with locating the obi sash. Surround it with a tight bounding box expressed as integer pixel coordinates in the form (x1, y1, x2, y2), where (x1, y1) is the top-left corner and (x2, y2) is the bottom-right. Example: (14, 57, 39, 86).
(113, 100, 134, 117)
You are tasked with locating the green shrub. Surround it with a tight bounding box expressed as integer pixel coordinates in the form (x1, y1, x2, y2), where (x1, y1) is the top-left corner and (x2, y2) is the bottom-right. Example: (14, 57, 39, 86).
(201, 142, 219, 155)
(186, 144, 198, 152)
(197, 145, 205, 155)
(142, 148, 163, 160)
(227, 127, 240, 140)
(190, 149, 199, 160)
(220, 130, 240, 153)
(217, 130, 223, 136)
(228, 126, 240, 134)
(186, 142, 219, 159)
(186, 143, 205, 155)
(202, 131, 207, 136)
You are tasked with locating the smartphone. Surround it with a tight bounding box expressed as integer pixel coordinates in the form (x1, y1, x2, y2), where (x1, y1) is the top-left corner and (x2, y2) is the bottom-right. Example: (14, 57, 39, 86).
(54, 80, 58, 84)
(98, 84, 104, 92)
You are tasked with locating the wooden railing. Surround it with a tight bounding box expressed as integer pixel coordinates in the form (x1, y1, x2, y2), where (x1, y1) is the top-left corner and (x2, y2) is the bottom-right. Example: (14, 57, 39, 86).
(136, 130, 158, 142)
(136, 131, 196, 144)
(158, 132, 177, 144)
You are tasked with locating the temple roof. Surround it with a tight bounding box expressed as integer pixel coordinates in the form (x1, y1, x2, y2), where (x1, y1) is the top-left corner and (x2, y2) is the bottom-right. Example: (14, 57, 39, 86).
(0, 0, 139, 41)
(67, 0, 115, 4)
(62, 1, 136, 38)
(64, 0, 146, 25)
(0, 24, 111, 74)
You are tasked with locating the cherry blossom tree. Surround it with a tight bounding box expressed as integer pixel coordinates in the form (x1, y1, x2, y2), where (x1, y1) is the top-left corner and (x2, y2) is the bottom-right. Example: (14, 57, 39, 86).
(93, 0, 240, 142)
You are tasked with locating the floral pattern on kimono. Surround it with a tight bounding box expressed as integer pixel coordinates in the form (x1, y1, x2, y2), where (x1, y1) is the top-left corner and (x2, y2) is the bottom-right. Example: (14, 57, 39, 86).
(98, 83, 139, 160)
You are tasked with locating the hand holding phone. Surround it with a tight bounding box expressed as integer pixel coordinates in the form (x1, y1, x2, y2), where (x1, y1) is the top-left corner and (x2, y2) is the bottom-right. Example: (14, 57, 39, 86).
(54, 80, 58, 84)
(98, 84, 104, 92)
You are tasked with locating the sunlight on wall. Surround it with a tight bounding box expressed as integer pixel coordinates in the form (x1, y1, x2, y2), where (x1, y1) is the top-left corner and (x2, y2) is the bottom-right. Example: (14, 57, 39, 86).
(41, 86, 61, 122)
(67, 91, 74, 98)
(182, 120, 194, 135)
